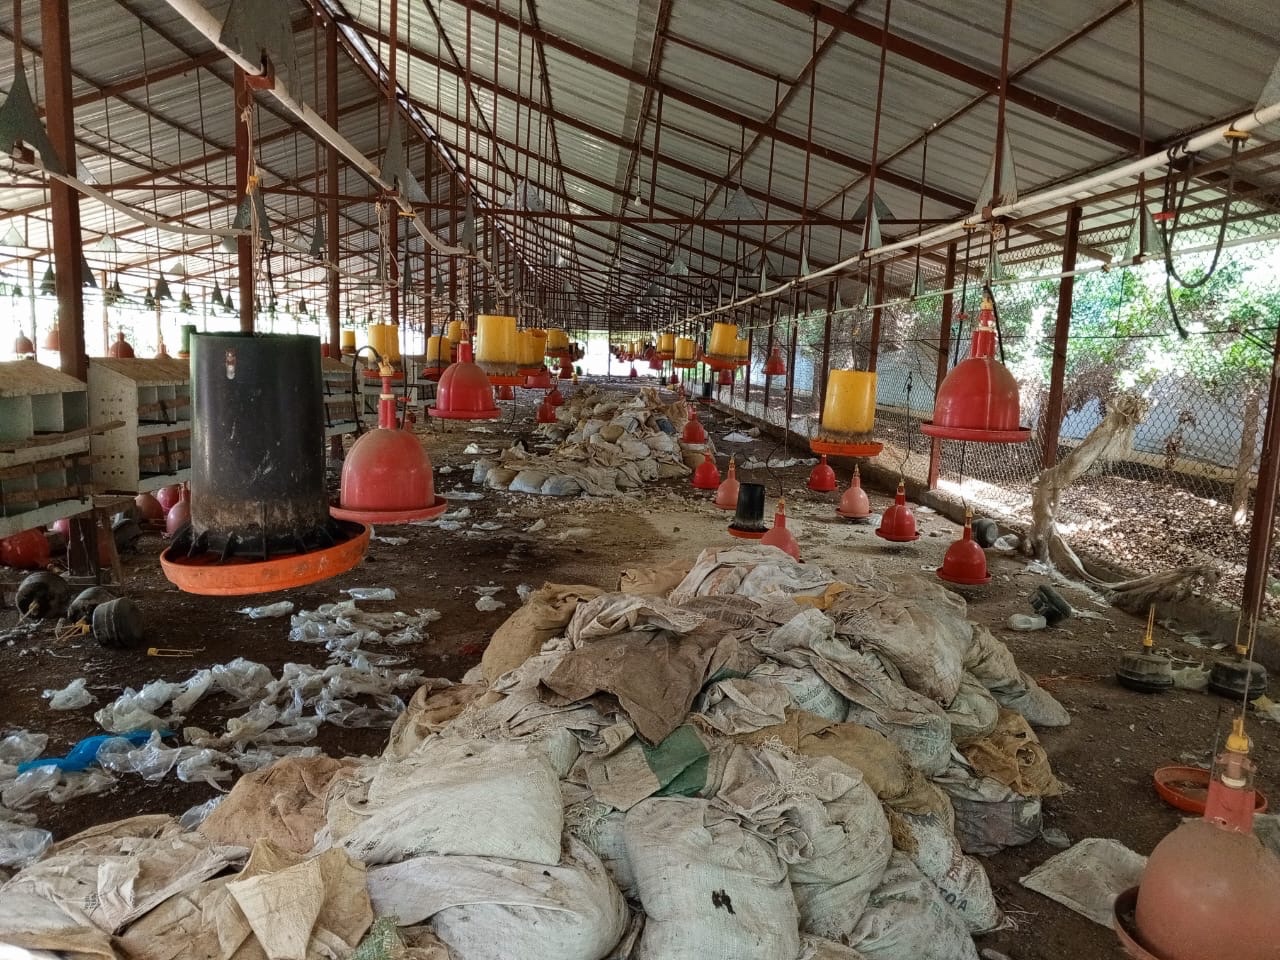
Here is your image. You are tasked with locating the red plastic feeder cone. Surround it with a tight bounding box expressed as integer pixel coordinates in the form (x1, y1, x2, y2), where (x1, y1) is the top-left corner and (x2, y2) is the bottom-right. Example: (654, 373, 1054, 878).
(938, 511, 991, 586)
(921, 295, 1030, 444)
(165, 492, 191, 537)
(429, 343, 501, 420)
(875, 482, 920, 543)
(558, 363, 573, 380)
(334, 364, 447, 524)
(628, 364, 638, 378)
(808, 454, 837, 492)
(536, 397, 558, 423)
(497, 384, 516, 401)
(526, 368, 552, 389)
(155, 484, 183, 513)
(0, 528, 51, 569)
(108, 332, 135, 358)
(717, 369, 733, 386)
(134, 492, 165, 522)
(546, 385, 564, 407)
(762, 345, 787, 377)
(837, 466, 872, 520)
(761, 499, 800, 560)
(692, 453, 721, 490)
(682, 410, 708, 445)
(714, 457, 740, 510)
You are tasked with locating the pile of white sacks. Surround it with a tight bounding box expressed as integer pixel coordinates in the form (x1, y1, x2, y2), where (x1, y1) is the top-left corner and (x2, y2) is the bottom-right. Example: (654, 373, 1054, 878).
(475, 386, 707, 496)
(0, 545, 1068, 960)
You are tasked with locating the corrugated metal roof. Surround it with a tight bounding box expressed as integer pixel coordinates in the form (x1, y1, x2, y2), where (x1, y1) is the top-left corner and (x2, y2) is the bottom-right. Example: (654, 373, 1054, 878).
(0, 0, 1277, 334)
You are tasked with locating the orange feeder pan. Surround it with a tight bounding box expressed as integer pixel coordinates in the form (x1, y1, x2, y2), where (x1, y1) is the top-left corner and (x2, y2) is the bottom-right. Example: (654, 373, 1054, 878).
(705, 354, 738, 371)
(331, 367, 448, 525)
(921, 296, 1031, 444)
(875, 482, 920, 543)
(1153, 765, 1268, 816)
(810, 437, 884, 458)
(162, 523, 370, 596)
(429, 343, 501, 420)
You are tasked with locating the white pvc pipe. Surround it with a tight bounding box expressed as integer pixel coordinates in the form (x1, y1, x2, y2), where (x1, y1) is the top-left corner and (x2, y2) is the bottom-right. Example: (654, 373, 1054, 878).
(161, 0, 516, 296)
(682, 99, 1280, 326)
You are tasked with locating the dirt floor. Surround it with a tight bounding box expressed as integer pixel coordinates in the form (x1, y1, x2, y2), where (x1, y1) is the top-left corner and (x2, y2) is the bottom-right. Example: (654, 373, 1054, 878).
(2, 373, 1277, 959)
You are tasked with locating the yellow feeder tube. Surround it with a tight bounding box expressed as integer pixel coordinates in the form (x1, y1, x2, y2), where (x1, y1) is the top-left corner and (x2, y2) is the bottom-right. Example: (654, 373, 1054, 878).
(657, 332, 676, 357)
(446, 319, 465, 344)
(475, 314, 518, 374)
(821, 370, 877, 436)
(517, 330, 545, 369)
(340, 329, 356, 355)
(675, 337, 695, 362)
(425, 335, 449, 366)
(708, 321, 739, 358)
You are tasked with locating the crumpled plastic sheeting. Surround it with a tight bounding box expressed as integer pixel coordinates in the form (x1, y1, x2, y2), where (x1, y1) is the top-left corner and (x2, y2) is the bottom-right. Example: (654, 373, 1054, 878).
(289, 600, 442, 666)
(0, 817, 52, 868)
(42, 677, 96, 710)
(2, 766, 117, 810)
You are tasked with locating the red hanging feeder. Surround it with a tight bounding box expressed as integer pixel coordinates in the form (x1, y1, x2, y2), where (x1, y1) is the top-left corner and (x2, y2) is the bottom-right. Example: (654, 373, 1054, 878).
(692, 453, 721, 490)
(921, 293, 1030, 444)
(875, 482, 920, 543)
(682, 409, 708, 445)
(558, 363, 573, 380)
(13, 334, 35, 357)
(837, 466, 871, 520)
(526, 368, 552, 389)
(762, 344, 787, 377)
(628, 364, 638, 379)
(155, 484, 183, 513)
(937, 510, 991, 586)
(648, 354, 664, 371)
(333, 363, 447, 523)
(761, 499, 801, 560)
(807, 454, 837, 492)
(429, 343, 500, 420)
(717, 369, 733, 386)
(546, 385, 564, 407)
(714, 457, 740, 509)
(497, 384, 516, 401)
(535, 396, 558, 423)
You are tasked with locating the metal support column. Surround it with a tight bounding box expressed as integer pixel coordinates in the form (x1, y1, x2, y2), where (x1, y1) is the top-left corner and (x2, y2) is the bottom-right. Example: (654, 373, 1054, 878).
(867, 263, 886, 373)
(41, 0, 86, 381)
(326, 19, 341, 351)
(1042, 206, 1082, 468)
(234, 67, 255, 333)
(1240, 320, 1280, 638)
(927, 243, 958, 489)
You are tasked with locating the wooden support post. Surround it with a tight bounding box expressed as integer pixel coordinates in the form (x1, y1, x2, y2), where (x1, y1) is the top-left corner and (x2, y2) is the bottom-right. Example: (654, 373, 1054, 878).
(927, 242, 958, 489)
(1042, 206, 1082, 468)
(41, 0, 86, 382)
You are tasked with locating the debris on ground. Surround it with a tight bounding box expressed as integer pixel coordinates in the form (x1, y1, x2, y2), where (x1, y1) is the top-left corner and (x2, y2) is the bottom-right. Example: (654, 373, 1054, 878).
(0, 544, 1073, 959)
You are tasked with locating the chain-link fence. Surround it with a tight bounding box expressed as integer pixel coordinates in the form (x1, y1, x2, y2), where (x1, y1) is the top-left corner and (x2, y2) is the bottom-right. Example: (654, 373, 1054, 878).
(711, 238, 1280, 616)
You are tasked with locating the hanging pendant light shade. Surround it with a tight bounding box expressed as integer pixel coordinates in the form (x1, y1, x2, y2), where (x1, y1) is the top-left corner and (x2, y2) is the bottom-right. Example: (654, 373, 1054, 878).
(875, 482, 919, 543)
(807, 454, 837, 492)
(95, 233, 119, 254)
(178, 288, 194, 313)
(142, 288, 156, 310)
(154, 274, 172, 301)
(692, 453, 721, 490)
(761, 499, 800, 560)
(210, 281, 224, 308)
(714, 457, 740, 510)
(225, 293, 236, 315)
(428, 343, 500, 420)
(921, 292, 1030, 443)
(762, 344, 787, 376)
(937, 509, 991, 586)
(1, 224, 25, 247)
(332, 363, 447, 523)
(837, 466, 871, 520)
(39, 265, 56, 296)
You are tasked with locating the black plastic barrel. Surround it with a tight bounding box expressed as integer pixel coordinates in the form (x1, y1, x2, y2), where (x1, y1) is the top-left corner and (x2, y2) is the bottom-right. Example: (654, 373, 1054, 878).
(700, 381, 713, 402)
(181, 332, 340, 559)
(731, 482, 767, 533)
